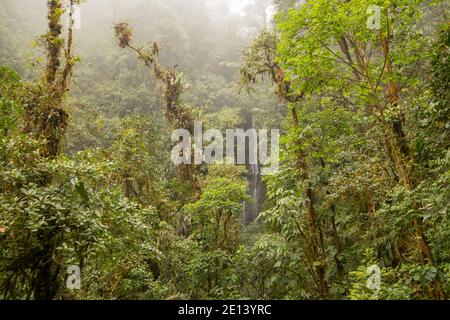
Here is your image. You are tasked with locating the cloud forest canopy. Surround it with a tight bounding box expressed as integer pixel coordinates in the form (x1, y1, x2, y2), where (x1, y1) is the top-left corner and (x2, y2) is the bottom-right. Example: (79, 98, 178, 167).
(0, 0, 449, 301)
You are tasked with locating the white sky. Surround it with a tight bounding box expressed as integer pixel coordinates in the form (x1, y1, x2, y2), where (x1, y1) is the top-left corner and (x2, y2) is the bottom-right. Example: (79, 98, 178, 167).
(229, 0, 252, 15)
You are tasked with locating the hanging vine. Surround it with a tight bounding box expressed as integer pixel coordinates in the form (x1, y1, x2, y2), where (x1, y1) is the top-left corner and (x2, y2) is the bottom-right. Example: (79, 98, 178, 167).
(114, 22, 197, 189)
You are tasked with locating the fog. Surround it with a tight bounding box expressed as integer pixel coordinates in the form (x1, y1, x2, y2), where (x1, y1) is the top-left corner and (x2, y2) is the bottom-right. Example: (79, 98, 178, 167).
(0, 0, 273, 75)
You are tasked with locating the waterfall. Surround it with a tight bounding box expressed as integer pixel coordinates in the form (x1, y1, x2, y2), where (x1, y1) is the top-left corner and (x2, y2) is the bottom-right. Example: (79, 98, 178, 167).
(242, 115, 266, 225)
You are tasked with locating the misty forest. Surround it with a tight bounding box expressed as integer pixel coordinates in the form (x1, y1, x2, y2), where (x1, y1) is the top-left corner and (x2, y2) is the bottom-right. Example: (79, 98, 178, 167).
(0, 0, 449, 300)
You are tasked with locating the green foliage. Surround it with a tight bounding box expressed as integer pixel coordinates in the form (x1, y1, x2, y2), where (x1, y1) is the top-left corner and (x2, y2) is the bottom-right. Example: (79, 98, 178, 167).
(349, 251, 411, 300)
(0, 67, 22, 136)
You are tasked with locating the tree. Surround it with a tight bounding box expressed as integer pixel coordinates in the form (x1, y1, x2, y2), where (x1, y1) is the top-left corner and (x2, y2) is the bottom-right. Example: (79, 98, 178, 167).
(276, 0, 449, 299)
(114, 22, 198, 190)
